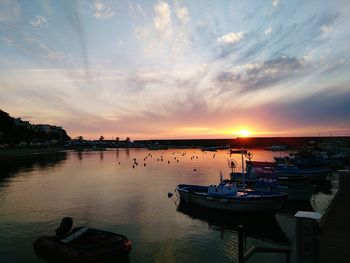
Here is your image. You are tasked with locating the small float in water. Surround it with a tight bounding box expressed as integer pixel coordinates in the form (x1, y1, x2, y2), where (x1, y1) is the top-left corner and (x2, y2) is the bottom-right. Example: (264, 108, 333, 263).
(33, 217, 132, 262)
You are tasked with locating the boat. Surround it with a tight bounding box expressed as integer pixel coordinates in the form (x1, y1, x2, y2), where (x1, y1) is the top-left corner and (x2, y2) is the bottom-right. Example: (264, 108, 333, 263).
(234, 161, 332, 182)
(201, 146, 217, 152)
(274, 164, 332, 180)
(176, 173, 287, 213)
(230, 148, 248, 154)
(265, 145, 288, 151)
(33, 217, 132, 262)
(252, 178, 315, 201)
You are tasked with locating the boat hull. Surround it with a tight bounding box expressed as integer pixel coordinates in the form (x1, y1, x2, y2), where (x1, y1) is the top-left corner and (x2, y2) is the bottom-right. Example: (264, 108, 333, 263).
(33, 227, 131, 263)
(253, 185, 315, 201)
(177, 185, 287, 213)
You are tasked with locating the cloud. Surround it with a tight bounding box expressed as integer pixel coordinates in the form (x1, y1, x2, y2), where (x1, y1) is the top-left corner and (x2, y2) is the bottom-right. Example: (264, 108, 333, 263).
(153, 1, 172, 37)
(217, 32, 244, 44)
(265, 27, 272, 35)
(216, 55, 306, 92)
(93, 0, 115, 20)
(128, 3, 146, 19)
(133, 2, 193, 65)
(263, 87, 350, 131)
(272, 0, 279, 7)
(175, 6, 189, 24)
(29, 15, 48, 28)
(0, 0, 20, 21)
(24, 37, 71, 63)
(1, 36, 14, 46)
(321, 25, 332, 38)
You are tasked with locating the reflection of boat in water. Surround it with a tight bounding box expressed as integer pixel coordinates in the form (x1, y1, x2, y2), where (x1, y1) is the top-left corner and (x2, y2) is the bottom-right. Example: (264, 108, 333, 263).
(177, 201, 289, 244)
(34, 217, 132, 263)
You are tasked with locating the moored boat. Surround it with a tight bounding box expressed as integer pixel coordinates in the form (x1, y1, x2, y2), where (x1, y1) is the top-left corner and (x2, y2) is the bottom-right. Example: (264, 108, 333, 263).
(33, 217, 132, 263)
(252, 178, 315, 201)
(176, 174, 287, 213)
(233, 160, 332, 182)
(274, 164, 332, 180)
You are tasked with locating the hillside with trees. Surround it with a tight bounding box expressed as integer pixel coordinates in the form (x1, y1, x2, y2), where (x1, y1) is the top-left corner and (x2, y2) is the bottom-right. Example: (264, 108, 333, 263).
(0, 109, 70, 146)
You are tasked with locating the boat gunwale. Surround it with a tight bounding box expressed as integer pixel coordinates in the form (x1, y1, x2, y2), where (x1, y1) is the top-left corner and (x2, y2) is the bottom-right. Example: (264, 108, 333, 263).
(176, 184, 288, 200)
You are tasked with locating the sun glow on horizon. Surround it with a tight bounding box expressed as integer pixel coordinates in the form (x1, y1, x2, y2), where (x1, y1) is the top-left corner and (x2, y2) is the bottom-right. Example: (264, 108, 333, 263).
(238, 129, 252, 137)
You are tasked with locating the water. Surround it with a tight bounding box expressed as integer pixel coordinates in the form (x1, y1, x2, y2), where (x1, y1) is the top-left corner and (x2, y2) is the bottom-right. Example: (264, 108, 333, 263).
(0, 149, 337, 262)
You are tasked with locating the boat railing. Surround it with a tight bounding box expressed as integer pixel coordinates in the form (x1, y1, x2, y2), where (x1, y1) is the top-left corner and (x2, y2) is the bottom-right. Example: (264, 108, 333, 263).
(237, 225, 291, 263)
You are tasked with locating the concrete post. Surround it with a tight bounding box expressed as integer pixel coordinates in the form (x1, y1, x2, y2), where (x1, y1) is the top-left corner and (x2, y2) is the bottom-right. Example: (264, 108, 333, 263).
(338, 170, 350, 195)
(295, 211, 321, 263)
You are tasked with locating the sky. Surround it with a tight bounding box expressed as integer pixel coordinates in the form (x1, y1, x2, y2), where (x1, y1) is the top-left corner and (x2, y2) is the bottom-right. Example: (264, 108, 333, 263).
(0, 0, 350, 140)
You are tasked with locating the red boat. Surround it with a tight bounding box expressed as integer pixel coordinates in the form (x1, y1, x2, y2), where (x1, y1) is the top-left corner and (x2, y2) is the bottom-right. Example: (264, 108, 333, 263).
(34, 217, 132, 262)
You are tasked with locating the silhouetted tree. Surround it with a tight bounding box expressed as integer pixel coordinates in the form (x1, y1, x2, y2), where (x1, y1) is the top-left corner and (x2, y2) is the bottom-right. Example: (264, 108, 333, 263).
(99, 136, 104, 141)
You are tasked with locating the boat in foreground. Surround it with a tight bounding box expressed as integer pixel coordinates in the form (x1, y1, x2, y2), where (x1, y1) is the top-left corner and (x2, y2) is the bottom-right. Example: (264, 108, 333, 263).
(34, 217, 132, 263)
(176, 176, 287, 213)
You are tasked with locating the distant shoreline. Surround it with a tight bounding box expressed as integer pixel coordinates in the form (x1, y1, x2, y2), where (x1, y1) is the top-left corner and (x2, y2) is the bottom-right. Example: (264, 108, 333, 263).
(1, 135, 349, 159)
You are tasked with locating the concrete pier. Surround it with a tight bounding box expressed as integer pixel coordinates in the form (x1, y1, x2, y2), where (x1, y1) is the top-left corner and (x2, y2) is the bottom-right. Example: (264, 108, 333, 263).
(320, 170, 350, 263)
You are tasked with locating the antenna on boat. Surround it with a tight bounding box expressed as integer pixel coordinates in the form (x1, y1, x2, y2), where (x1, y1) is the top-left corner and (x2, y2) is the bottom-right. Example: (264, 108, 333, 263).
(227, 159, 237, 173)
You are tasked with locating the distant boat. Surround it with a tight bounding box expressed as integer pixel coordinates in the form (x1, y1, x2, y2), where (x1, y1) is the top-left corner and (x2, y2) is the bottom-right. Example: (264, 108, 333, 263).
(34, 217, 132, 262)
(176, 173, 287, 213)
(230, 148, 248, 154)
(265, 145, 288, 151)
(201, 146, 217, 151)
(148, 145, 168, 150)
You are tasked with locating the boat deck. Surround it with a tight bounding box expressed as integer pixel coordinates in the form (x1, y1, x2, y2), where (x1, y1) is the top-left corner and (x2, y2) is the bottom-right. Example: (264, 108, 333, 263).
(320, 191, 350, 263)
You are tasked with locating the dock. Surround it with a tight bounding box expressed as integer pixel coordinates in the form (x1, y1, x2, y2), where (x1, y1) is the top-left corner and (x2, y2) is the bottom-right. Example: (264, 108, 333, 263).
(320, 170, 350, 263)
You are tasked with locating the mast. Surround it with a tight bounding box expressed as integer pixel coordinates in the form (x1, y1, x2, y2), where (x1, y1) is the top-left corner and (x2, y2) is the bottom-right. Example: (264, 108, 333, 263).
(241, 146, 245, 192)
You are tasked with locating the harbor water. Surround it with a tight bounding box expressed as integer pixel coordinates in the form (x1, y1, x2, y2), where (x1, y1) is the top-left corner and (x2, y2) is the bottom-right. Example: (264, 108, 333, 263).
(0, 148, 338, 262)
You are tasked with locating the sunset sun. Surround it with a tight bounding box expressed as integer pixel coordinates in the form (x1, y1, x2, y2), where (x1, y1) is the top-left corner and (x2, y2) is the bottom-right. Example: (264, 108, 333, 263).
(238, 129, 252, 137)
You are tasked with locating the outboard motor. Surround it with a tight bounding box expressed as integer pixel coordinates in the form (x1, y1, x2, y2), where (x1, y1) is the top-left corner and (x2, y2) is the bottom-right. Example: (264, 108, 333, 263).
(55, 217, 73, 238)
